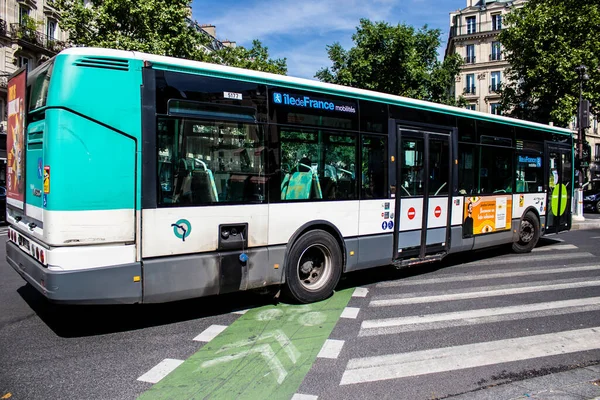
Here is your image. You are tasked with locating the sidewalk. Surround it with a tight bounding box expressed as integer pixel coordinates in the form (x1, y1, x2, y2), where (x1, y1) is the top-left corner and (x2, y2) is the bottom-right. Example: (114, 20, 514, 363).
(450, 364, 600, 399)
(572, 214, 600, 230)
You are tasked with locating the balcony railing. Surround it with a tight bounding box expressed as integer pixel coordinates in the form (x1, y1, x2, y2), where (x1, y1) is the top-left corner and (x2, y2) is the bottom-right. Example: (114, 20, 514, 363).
(464, 86, 477, 95)
(450, 22, 504, 38)
(465, 56, 476, 64)
(9, 23, 66, 53)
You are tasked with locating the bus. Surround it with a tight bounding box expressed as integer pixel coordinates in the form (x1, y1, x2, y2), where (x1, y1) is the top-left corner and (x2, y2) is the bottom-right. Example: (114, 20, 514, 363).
(5, 47, 574, 305)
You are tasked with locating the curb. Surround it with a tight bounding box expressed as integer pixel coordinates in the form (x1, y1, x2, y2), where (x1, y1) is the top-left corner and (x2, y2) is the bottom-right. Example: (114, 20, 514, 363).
(571, 221, 600, 230)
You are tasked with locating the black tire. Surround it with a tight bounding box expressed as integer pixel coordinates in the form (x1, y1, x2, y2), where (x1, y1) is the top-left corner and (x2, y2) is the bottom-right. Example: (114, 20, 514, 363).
(283, 229, 343, 304)
(512, 211, 540, 254)
(596, 200, 600, 214)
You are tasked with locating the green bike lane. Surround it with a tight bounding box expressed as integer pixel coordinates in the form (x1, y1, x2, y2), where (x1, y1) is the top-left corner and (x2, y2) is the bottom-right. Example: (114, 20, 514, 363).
(138, 288, 353, 400)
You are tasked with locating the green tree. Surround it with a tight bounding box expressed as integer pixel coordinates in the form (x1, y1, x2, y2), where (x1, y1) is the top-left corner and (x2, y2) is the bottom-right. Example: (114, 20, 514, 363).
(55, 0, 286, 74)
(315, 18, 466, 106)
(209, 40, 287, 75)
(499, 0, 600, 126)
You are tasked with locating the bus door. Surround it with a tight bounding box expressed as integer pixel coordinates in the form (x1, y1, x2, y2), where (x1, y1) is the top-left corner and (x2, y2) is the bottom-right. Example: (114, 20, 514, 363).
(545, 142, 573, 233)
(394, 127, 452, 263)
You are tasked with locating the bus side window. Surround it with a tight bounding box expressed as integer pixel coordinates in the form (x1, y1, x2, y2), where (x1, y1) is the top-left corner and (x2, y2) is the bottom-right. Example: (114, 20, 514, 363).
(361, 136, 388, 199)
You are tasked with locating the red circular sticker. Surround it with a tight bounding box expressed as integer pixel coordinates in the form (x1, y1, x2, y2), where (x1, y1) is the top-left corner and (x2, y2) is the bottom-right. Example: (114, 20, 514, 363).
(434, 206, 442, 218)
(408, 207, 416, 220)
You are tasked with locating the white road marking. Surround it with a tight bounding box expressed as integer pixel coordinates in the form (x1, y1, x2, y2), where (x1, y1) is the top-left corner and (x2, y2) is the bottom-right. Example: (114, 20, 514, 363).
(377, 264, 600, 287)
(340, 307, 360, 319)
(532, 244, 578, 252)
(456, 252, 594, 267)
(591, 236, 600, 239)
(340, 326, 600, 385)
(370, 278, 600, 307)
(231, 309, 249, 315)
(137, 358, 184, 384)
(317, 339, 345, 359)
(352, 287, 369, 297)
(193, 324, 228, 342)
(291, 394, 318, 400)
(360, 297, 600, 336)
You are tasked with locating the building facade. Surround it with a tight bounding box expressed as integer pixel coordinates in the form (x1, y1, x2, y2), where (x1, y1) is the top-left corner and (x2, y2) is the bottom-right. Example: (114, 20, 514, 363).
(445, 0, 526, 115)
(0, 0, 68, 187)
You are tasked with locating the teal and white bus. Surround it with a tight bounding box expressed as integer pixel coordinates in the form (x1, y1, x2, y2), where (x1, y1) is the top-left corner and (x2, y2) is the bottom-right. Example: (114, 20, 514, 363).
(6, 47, 574, 304)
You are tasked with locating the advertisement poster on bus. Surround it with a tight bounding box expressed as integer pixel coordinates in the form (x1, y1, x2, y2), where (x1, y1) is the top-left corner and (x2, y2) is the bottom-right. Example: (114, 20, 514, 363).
(6, 68, 27, 209)
(463, 195, 512, 236)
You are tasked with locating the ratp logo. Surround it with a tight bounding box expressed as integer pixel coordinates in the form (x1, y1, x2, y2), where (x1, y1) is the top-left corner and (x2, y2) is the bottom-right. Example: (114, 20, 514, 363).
(273, 92, 282, 104)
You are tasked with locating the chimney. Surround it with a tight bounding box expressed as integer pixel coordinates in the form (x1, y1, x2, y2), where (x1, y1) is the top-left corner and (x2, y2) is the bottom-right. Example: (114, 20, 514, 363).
(200, 24, 216, 38)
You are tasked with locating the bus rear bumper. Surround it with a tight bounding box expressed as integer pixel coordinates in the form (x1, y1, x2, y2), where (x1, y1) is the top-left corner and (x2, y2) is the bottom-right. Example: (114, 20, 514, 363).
(6, 241, 142, 305)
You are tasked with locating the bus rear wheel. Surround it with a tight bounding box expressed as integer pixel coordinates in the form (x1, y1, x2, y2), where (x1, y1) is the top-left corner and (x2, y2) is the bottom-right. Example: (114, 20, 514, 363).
(512, 211, 540, 254)
(283, 230, 343, 304)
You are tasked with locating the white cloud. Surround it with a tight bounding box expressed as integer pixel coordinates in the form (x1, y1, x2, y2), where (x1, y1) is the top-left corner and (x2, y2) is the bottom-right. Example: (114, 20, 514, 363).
(192, 0, 465, 79)
(195, 0, 400, 46)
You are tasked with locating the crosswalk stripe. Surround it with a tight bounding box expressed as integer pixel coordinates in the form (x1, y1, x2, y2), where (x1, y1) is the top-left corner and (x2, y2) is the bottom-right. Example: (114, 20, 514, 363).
(340, 326, 600, 385)
(137, 358, 184, 384)
(360, 297, 600, 336)
(377, 264, 600, 288)
(532, 244, 578, 252)
(456, 252, 594, 267)
(370, 278, 600, 307)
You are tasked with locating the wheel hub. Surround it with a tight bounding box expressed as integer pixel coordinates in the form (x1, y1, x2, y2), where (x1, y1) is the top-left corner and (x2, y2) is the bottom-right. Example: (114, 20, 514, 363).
(297, 244, 332, 292)
(520, 220, 534, 243)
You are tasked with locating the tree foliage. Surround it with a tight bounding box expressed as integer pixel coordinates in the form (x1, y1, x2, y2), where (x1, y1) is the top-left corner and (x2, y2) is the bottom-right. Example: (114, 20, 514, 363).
(55, 0, 286, 74)
(315, 18, 466, 106)
(499, 0, 600, 126)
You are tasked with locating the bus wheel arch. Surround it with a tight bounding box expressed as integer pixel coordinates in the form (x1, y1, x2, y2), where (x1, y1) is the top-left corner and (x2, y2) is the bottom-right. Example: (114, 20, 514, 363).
(512, 208, 541, 254)
(281, 222, 345, 303)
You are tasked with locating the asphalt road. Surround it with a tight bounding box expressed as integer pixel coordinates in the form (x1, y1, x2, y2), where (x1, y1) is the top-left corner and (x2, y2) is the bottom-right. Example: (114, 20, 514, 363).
(1, 226, 600, 400)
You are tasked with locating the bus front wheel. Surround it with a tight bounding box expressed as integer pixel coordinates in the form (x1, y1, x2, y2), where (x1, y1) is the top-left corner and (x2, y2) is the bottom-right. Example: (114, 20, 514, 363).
(512, 211, 540, 254)
(283, 230, 343, 304)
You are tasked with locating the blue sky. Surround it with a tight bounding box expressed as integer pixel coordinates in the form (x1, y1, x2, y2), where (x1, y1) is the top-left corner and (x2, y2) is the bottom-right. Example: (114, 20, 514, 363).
(191, 0, 466, 80)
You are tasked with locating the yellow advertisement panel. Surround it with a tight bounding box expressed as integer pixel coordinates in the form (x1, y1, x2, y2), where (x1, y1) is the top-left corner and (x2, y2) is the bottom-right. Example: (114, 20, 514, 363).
(463, 195, 512, 236)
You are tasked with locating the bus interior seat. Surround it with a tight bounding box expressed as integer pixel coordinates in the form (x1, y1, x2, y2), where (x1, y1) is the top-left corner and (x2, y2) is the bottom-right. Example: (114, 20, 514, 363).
(281, 173, 291, 198)
(174, 158, 193, 203)
(337, 178, 354, 199)
(319, 177, 336, 199)
(227, 174, 250, 201)
(213, 171, 230, 200)
(191, 168, 219, 203)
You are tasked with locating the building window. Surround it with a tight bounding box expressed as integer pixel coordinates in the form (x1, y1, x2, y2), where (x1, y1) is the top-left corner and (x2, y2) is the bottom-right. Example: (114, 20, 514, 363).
(18, 56, 33, 72)
(19, 5, 30, 25)
(492, 14, 502, 30)
(491, 41, 502, 61)
(491, 103, 501, 115)
(490, 71, 502, 92)
(595, 144, 600, 161)
(466, 16, 476, 34)
(466, 44, 475, 64)
(47, 20, 56, 39)
(465, 104, 476, 111)
(465, 74, 476, 95)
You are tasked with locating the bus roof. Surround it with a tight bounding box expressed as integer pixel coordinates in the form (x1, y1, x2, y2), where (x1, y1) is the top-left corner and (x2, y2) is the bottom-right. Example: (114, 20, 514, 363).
(58, 47, 574, 135)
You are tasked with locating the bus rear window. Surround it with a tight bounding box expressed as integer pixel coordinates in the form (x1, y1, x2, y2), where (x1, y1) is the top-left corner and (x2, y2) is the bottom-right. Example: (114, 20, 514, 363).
(29, 59, 54, 111)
